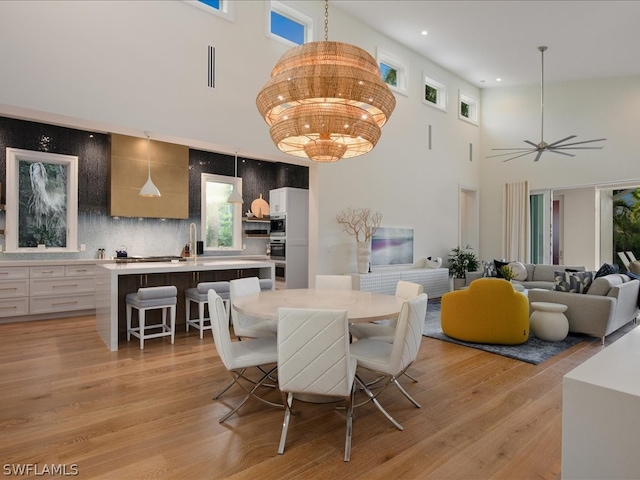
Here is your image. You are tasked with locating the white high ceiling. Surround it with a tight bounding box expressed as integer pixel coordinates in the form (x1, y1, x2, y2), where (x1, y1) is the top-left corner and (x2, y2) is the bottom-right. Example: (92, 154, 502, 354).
(332, 0, 640, 88)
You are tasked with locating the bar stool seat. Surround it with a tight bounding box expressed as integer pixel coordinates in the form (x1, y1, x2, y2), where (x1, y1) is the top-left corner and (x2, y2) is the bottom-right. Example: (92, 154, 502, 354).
(126, 286, 177, 349)
(185, 281, 231, 338)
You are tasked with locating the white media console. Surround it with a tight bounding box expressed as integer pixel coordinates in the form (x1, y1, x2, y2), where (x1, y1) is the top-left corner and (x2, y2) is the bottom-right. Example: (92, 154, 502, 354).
(351, 267, 450, 298)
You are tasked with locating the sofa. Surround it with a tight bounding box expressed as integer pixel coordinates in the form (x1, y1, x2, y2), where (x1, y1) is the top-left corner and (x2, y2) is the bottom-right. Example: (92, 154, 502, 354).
(466, 263, 586, 290)
(441, 278, 530, 345)
(528, 273, 640, 342)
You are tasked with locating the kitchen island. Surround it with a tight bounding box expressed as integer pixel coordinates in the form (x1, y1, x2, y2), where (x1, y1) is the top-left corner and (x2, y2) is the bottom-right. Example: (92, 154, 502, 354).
(96, 259, 274, 351)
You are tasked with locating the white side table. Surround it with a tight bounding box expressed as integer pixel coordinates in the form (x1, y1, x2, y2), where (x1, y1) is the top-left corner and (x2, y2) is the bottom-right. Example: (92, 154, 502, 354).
(529, 301, 569, 341)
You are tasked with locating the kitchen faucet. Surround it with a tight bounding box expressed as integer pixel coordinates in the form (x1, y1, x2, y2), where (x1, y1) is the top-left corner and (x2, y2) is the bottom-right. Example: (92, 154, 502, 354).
(189, 222, 197, 264)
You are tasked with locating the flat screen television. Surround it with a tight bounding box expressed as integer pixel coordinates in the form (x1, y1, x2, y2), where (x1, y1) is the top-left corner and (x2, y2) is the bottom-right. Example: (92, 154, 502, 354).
(371, 227, 414, 266)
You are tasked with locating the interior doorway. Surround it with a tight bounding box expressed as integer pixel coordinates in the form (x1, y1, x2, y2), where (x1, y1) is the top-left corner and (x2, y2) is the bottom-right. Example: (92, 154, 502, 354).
(459, 185, 479, 253)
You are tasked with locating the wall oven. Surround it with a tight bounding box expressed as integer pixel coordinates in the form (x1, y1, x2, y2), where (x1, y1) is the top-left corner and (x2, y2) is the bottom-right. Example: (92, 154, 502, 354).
(270, 214, 286, 236)
(269, 238, 286, 260)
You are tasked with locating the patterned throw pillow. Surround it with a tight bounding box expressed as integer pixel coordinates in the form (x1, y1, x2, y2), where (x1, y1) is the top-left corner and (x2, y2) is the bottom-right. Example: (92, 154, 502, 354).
(594, 263, 619, 279)
(494, 260, 509, 278)
(483, 260, 497, 277)
(554, 270, 594, 294)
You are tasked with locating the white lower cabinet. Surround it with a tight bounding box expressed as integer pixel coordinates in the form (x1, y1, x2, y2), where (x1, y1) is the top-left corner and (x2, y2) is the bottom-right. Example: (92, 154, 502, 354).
(0, 266, 30, 318)
(15, 264, 97, 317)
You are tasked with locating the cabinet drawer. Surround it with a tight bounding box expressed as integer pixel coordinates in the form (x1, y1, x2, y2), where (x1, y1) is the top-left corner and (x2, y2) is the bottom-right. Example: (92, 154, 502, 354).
(30, 277, 96, 297)
(65, 265, 96, 277)
(0, 298, 30, 318)
(30, 266, 65, 278)
(0, 280, 29, 299)
(0, 267, 29, 280)
(30, 294, 95, 315)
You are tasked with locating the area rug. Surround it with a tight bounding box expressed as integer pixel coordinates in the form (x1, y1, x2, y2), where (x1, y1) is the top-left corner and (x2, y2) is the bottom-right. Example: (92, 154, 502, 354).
(422, 299, 585, 365)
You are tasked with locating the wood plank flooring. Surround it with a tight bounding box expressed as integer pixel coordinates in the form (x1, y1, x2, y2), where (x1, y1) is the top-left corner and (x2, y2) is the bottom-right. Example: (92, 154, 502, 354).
(0, 315, 633, 479)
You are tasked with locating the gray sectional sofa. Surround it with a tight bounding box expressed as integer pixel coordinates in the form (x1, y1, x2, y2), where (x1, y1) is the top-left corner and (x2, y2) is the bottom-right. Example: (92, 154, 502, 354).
(465, 263, 586, 290)
(466, 263, 640, 341)
(528, 273, 640, 342)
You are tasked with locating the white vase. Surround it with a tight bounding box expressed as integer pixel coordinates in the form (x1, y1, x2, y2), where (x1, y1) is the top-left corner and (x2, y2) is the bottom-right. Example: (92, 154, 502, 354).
(356, 240, 372, 274)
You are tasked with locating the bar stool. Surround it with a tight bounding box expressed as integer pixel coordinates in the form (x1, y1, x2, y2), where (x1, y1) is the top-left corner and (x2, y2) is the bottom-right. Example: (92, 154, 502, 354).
(126, 286, 177, 349)
(185, 281, 230, 338)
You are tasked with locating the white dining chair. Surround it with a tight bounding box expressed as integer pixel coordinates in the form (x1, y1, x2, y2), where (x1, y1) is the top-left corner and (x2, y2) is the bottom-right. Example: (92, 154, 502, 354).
(315, 274, 353, 290)
(229, 277, 277, 339)
(349, 280, 424, 343)
(277, 307, 356, 461)
(208, 290, 282, 423)
(350, 293, 428, 430)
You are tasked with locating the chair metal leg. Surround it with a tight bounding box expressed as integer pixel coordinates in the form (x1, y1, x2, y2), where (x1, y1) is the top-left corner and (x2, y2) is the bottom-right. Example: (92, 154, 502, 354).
(213, 376, 240, 400)
(139, 309, 145, 350)
(402, 371, 418, 382)
(278, 392, 294, 454)
(218, 366, 281, 423)
(343, 383, 355, 462)
(392, 377, 421, 408)
(355, 375, 403, 431)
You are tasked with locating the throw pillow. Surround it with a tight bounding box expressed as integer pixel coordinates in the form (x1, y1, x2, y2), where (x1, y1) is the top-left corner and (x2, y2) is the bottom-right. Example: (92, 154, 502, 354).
(554, 270, 594, 294)
(508, 261, 527, 281)
(594, 263, 619, 279)
(494, 260, 509, 278)
(483, 260, 497, 277)
(628, 260, 640, 275)
(626, 271, 640, 281)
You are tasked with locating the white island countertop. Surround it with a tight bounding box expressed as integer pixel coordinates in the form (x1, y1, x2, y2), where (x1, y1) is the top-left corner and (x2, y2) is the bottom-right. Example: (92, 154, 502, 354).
(99, 258, 273, 275)
(96, 258, 274, 351)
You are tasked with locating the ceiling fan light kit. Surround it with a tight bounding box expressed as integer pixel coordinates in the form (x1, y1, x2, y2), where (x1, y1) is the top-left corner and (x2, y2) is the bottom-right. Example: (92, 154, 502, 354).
(488, 46, 606, 163)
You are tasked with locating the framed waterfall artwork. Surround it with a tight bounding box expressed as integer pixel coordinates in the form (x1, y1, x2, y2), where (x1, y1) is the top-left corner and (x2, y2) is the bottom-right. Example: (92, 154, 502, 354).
(5, 148, 78, 253)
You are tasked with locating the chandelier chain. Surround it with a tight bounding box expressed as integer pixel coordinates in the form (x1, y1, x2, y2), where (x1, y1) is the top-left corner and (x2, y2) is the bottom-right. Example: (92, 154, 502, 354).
(324, 0, 329, 41)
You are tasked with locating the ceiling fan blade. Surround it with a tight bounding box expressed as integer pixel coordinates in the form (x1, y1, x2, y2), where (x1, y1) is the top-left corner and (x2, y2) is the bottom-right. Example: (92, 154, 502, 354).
(533, 150, 544, 162)
(546, 135, 577, 148)
(502, 150, 538, 162)
(490, 147, 536, 152)
(524, 140, 539, 148)
(547, 149, 576, 157)
(552, 146, 605, 150)
(486, 149, 536, 159)
(552, 138, 607, 147)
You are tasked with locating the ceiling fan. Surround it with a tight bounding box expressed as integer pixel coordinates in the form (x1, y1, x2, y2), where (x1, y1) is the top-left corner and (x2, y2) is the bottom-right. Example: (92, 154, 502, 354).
(487, 46, 606, 163)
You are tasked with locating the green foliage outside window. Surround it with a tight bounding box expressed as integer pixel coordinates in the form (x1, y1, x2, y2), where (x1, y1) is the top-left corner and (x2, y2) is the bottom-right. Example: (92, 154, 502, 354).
(425, 84, 437, 104)
(461, 101, 470, 118)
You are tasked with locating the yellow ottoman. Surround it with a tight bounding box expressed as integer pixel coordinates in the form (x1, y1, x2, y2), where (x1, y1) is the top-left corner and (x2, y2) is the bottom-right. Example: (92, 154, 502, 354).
(441, 278, 529, 345)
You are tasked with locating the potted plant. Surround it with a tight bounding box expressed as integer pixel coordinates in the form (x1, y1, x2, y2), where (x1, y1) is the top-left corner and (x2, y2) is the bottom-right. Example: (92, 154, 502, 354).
(448, 244, 479, 290)
(498, 265, 515, 281)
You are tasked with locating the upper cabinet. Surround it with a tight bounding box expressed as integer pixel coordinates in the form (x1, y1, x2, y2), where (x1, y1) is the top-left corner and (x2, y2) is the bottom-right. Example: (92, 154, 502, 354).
(270, 188, 288, 214)
(110, 134, 189, 219)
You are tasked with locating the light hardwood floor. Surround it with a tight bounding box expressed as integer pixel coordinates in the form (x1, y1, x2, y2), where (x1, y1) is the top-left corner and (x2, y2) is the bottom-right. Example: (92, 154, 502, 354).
(0, 315, 633, 479)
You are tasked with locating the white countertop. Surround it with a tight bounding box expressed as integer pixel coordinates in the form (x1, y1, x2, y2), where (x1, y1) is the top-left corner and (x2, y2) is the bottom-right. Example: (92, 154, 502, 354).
(99, 258, 274, 275)
(0, 255, 271, 268)
(564, 326, 640, 397)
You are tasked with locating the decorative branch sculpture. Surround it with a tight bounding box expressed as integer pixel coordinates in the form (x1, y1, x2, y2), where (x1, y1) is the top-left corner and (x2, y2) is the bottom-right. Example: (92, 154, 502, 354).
(336, 207, 383, 243)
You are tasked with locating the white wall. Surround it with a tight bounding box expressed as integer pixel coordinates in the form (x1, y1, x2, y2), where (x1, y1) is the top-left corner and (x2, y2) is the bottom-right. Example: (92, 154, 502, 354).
(480, 76, 640, 265)
(555, 187, 598, 270)
(0, 0, 481, 278)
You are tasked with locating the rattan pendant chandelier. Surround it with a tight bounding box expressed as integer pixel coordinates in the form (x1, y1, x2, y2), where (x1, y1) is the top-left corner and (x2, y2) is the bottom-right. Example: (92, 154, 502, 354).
(256, 0, 396, 163)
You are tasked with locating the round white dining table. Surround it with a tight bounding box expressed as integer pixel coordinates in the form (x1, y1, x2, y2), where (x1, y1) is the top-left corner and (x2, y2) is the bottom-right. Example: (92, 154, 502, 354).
(232, 288, 404, 323)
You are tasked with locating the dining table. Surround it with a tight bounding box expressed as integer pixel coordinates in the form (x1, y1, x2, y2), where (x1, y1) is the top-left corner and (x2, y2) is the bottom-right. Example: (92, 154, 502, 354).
(232, 288, 405, 323)
(232, 288, 405, 404)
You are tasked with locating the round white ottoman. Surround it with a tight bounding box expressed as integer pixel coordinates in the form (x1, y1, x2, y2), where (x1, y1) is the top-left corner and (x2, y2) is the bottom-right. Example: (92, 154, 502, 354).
(530, 301, 569, 341)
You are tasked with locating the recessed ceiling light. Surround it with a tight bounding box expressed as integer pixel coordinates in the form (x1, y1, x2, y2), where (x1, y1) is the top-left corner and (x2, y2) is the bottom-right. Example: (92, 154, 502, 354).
(421, 30, 428, 36)
(496, 78, 502, 82)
